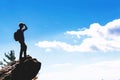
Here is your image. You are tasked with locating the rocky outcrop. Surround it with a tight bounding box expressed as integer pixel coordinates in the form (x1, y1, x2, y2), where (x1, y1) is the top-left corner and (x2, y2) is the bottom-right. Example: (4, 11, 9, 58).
(0, 55, 41, 80)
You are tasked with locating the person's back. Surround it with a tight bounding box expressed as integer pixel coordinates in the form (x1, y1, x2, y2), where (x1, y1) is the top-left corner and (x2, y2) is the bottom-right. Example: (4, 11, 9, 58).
(17, 29, 25, 42)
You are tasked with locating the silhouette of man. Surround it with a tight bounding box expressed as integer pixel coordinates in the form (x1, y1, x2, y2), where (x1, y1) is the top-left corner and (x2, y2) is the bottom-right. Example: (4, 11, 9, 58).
(17, 23, 28, 63)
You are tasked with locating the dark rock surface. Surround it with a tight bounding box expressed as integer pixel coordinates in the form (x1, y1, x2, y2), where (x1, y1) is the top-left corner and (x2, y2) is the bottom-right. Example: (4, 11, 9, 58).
(0, 55, 41, 80)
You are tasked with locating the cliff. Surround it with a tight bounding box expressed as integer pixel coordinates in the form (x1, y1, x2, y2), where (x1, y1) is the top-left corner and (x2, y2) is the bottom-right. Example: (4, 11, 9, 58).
(0, 55, 41, 80)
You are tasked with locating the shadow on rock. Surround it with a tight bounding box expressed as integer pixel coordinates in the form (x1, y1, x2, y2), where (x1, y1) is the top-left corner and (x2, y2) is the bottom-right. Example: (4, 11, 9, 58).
(12, 55, 41, 80)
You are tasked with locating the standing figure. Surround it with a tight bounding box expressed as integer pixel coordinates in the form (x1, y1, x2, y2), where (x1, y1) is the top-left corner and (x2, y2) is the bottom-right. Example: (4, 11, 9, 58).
(15, 23, 28, 63)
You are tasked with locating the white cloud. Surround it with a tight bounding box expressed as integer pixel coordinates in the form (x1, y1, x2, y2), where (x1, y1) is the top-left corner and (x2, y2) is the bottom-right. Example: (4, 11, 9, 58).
(38, 60, 120, 80)
(45, 48, 52, 52)
(51, 63, 72, 68)
(36, 19, 120, 52)
(36, 40, 93, 52)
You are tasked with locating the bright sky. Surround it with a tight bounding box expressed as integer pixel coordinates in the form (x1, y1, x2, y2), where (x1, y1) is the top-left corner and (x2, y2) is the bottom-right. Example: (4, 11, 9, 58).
(0, 0, 120, 80)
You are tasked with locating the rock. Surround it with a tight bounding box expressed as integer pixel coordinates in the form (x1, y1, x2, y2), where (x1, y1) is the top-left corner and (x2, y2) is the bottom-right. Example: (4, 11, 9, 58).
(12, 55, 41, 80)
(0, 61, 18, 80)
(0, 55, 41, 80)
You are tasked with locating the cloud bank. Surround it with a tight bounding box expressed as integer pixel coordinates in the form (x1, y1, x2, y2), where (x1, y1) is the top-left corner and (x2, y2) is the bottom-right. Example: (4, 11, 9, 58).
(36, 19, 120, 52)
(38, 60, 120, 80)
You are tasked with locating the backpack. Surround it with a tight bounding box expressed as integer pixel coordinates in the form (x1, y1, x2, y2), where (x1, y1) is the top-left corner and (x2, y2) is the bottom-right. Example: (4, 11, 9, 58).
(14, 30, 20, 41)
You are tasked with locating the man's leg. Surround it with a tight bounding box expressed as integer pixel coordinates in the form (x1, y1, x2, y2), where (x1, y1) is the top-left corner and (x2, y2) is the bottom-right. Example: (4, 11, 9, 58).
(24, 43, 27, 58)
(19, 44, 23, 63)
(23, 42, 27, 59)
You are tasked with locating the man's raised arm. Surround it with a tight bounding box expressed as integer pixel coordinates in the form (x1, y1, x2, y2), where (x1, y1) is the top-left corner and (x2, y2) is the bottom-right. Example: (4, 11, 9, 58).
(23, 24, 28, 31)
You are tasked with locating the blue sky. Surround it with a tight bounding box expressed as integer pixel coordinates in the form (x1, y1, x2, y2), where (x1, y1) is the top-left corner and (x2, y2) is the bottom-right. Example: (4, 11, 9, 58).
(1, 0, 120, 80)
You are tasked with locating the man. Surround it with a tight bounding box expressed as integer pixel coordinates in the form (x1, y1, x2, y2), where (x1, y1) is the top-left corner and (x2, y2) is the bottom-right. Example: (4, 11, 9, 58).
(17, 23, 28, 63)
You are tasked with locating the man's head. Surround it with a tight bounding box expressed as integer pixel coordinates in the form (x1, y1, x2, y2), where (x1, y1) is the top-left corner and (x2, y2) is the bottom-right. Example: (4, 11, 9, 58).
(19, 23, 24, 29)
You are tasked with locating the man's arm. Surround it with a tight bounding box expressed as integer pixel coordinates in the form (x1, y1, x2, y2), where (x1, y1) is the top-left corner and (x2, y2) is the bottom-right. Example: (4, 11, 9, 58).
(23, 24, 28, 31)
